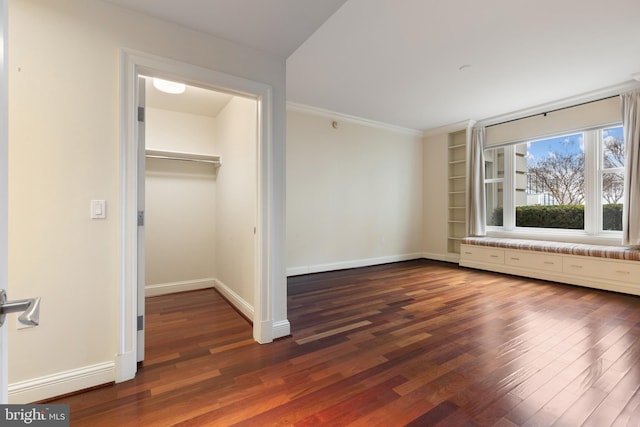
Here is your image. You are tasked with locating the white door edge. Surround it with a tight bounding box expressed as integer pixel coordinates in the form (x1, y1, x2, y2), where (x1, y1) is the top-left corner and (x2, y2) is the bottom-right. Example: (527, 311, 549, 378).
(0, 0, 9, 404)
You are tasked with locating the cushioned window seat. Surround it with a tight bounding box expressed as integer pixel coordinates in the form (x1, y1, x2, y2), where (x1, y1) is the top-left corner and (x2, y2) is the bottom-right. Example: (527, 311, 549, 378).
(459, 237, 640, 296)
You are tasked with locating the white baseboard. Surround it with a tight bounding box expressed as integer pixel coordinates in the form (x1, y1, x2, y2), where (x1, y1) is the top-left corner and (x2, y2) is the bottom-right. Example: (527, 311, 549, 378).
(145, 278, 215, 297)
(8, 362, 115, 404)
(287, 253, 425, 276)
(213, 279, 254, 321)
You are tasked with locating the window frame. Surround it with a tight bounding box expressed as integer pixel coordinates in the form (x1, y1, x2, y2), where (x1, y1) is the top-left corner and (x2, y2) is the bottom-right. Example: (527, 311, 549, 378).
(484, 124, 624, 244)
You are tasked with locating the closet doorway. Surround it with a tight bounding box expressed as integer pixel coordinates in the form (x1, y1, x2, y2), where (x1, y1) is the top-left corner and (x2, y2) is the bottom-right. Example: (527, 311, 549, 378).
(139, 76, 258, 362)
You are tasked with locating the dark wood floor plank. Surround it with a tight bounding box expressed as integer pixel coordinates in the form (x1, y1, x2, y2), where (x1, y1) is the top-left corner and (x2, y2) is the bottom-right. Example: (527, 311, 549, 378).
(47, 259, 640, 426)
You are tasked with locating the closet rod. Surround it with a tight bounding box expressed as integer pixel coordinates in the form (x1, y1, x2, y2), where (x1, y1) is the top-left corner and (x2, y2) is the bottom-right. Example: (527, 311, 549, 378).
(145, 149, 221, 166)
(145, 154, 221, 165)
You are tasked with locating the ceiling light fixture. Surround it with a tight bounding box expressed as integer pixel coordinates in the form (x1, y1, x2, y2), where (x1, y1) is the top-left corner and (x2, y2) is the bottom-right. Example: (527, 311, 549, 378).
(153, 78, 186, 94)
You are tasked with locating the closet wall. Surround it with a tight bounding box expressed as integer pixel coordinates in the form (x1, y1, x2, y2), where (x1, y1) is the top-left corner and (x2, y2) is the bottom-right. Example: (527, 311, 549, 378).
(214, 97, 257, 307)
(145, 107, 217, 293)
(145, 88, 257, 308)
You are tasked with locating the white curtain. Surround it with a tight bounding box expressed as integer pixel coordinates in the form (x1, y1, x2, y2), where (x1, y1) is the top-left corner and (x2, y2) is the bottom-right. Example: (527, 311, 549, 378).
(468, 126, 486, 236)
(621, 91, 640, 246)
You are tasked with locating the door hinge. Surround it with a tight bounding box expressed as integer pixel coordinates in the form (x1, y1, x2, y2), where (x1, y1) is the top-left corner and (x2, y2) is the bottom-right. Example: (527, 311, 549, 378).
(137, 210, 145, 226)
(137, 315, 144, 331)
(137, 106, 145, 123)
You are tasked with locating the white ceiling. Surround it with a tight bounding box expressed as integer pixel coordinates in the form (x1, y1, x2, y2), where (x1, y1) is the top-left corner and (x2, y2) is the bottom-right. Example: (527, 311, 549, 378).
(145, 78, 233, 118)
(105, 0, 640, 131)
(102, 0, 348, 58)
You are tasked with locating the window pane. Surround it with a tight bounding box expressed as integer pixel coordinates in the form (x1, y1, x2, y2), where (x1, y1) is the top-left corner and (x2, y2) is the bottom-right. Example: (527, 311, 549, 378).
(486, 181, 503, 226)
(602, 126, 624, 231)
(484, 147, 504, 227)
(602, 126, 624, 169)
(518, 134, 584, 229)
(485, 147, 504, 179)
(602, 171, 623, 231)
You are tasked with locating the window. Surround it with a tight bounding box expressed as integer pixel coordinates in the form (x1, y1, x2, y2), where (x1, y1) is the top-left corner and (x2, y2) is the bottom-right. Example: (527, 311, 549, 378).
(600, 126, 625, 231)
(484, 125, 624, 236)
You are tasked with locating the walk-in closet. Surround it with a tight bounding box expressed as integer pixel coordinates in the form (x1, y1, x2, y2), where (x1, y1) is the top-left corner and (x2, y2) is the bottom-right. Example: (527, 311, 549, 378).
(142, 77, 258, 326)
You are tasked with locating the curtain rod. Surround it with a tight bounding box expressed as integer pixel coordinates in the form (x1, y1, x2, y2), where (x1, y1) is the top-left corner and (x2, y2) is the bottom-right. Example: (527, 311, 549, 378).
(485, 94, 619, 128)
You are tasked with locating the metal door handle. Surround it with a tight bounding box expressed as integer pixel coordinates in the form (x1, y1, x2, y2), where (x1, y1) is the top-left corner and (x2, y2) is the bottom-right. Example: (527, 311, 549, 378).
(0, 290, 41, 327)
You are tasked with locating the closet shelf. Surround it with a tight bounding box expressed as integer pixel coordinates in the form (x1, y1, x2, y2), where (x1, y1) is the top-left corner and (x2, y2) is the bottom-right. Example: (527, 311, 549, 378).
(145, 149, 221, 166)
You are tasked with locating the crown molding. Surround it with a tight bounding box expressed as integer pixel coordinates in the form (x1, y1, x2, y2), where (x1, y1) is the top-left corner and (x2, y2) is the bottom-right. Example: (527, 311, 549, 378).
(287, 102, 423, 137)
(422, 119, 476, 138)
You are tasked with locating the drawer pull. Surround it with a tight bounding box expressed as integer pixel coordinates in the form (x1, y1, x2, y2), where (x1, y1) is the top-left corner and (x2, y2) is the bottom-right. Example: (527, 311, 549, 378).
(570, 265, 583, 269)
(616, 270, 630, 275)
(490, 255, 500, 258)
(510, 257, 520, 261)
(464, 252, 472, 255)
(544, 261, 555, 265)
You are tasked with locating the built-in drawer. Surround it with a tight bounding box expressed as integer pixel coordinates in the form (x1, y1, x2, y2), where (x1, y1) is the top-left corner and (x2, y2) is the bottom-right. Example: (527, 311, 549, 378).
(460, 244, 504, 265)
(563, 256, 640, 284)
(504, 250, 562, 273)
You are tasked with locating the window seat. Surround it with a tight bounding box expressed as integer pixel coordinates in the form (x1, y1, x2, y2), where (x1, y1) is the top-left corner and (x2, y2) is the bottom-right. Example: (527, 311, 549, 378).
(461, 237, 640, 261)
(459, 237, 640, 296)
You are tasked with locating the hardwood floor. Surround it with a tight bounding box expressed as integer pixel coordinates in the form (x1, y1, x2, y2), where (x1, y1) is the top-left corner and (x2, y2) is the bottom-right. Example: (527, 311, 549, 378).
(51, 260, 640, 426)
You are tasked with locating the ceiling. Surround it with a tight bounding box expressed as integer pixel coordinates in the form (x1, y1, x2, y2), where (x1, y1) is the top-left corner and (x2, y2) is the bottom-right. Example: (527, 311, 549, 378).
(105, 0, 640, 131)
(145, 78, 233, 117)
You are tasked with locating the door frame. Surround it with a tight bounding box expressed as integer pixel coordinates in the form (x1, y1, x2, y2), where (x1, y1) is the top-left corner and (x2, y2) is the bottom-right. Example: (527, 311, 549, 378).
(0, 0, 9, 403)
(117, 49, 274, 382)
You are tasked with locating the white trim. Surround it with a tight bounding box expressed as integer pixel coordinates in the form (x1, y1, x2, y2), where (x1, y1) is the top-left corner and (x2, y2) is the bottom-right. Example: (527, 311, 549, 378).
(1, 0, 9, 405)
(287, 102, 423, 137)
(272, 320, 291, 339)
(286, 253, 424, 276)
(477, 80, 640, 128)
(8, 362, 115, 404)
(145, 278, 215, 297)
(114, 351, 136, 386)
(119, 48, 280, 382)
(213, 279, 254, 321)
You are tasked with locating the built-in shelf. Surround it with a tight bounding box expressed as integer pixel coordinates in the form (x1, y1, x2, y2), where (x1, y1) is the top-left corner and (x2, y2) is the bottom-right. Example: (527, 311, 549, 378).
(447, 130, 467, 255)
(145, 149, 221, 167)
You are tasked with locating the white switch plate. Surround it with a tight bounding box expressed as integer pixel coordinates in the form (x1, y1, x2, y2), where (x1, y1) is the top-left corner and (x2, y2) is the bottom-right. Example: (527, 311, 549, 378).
(91, 200, 106, 219)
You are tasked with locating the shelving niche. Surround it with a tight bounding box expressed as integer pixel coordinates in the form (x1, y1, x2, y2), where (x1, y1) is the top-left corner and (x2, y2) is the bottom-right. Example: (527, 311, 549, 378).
(447, 130, 467, 255)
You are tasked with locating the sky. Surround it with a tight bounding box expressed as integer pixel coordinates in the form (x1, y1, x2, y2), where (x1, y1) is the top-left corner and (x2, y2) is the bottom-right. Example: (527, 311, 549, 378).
(525, 125, 623, 165)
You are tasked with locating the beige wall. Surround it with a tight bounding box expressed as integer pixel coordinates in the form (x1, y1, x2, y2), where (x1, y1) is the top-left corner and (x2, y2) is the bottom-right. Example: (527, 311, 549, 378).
(145, 108, 217, 288)
(214, 97, 257, 306)
(8, 0, 285, 401)
(422, 133, 449, 258)
(287, 107, 424, 275)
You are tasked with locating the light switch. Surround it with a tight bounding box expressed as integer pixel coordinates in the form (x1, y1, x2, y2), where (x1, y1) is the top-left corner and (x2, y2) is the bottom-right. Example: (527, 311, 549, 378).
(91, 200, 106, 219)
